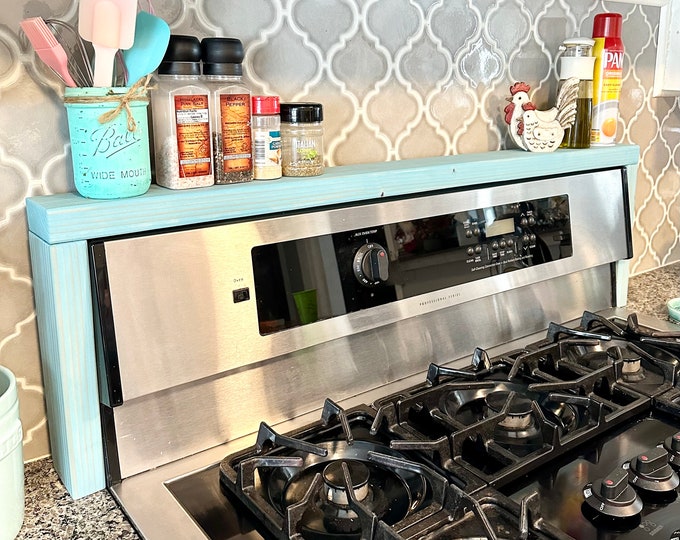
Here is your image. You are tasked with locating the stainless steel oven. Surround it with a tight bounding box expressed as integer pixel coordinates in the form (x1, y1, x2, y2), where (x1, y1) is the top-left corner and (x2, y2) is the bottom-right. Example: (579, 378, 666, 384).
(86, 164, 680, 540)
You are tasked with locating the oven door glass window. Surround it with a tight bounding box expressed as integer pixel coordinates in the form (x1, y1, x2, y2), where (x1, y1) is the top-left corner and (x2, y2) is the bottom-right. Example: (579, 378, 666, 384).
(252, 194, 572, 334)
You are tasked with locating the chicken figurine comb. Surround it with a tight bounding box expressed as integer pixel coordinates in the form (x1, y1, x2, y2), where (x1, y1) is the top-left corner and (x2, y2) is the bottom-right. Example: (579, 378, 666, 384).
(504, 78, 579, 152)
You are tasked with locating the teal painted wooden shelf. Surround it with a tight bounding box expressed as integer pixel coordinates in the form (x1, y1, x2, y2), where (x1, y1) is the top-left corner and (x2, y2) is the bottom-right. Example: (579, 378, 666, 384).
(25, 145, 640, 499)
(27, 146, 640, 245)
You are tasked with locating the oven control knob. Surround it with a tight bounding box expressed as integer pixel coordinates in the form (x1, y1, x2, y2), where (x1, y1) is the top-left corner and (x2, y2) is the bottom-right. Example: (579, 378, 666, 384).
(626, 447, 680, 493)
(583, 467, 642, 518)
(663, 433, 680, 469)
(353, 243, 389, 286)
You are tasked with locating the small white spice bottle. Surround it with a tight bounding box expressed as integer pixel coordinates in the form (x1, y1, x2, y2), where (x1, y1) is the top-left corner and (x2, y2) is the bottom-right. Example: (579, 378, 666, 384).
(280, 102, 324, 177)
(151, 35, 214, 189)
(251, 96, 282, 180)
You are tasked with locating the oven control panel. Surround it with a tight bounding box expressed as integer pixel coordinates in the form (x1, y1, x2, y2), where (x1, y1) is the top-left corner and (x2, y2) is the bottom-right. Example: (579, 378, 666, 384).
(252, 193, 573, 334)
(458, 201, 569, 275)
(91, 167, 627, 410)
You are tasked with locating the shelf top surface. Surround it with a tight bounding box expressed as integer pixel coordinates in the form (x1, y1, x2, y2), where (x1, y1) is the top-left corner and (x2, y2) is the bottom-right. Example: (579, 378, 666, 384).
(26, 145, 640, 245)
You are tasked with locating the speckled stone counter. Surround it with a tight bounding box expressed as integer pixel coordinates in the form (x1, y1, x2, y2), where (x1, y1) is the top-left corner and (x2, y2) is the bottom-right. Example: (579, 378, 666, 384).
(13, 263, 680, 539)
(627, 263, 680, 321)
(16, 458, 138, 539)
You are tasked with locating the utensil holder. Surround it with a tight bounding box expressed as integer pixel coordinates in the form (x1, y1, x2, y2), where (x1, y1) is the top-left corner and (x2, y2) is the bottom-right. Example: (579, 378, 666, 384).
(0, 365, 23, 540)
(63, 80, 152, 199)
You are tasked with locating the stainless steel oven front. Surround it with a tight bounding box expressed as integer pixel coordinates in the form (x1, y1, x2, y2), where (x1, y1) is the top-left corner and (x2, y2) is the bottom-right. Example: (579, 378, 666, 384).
(90, 166, 632, 538)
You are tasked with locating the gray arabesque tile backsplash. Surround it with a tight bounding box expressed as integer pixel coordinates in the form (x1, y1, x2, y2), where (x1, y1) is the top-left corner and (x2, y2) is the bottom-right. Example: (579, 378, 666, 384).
(1, 0, 677, 460)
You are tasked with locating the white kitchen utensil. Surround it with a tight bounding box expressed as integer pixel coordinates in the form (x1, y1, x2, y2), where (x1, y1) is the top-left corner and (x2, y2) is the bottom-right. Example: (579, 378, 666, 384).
(112, 0, 137, 49)
(122, 10, 170, 85)
(91, 0, 120, 86)
(77, 0, 97, 43)
(79, 0, 137, 87)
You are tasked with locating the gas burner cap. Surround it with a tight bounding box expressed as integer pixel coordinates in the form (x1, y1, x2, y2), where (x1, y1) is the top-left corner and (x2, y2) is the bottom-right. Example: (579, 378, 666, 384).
(621, 358, 645, 381)
(485, 391, 533, 429)
(323, 460, 370, 505)
(612, 348, 646, 382)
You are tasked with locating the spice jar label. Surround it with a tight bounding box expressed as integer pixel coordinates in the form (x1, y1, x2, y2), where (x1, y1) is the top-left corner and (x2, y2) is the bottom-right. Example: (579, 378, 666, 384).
(253, 129, 282, 179)
(219, 93, 252, 173)
(174, 95, 212, 178)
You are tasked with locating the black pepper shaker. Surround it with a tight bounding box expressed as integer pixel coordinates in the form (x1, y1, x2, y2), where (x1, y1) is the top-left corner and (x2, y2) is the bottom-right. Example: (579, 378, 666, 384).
(201, 38, 253, 184)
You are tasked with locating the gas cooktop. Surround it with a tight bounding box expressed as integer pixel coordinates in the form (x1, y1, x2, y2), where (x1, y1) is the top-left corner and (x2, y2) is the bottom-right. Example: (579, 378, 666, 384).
(156, 310, 680, 540)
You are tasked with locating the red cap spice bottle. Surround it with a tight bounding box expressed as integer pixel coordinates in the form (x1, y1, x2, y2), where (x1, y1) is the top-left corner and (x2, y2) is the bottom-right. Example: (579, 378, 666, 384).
(251, 96, 282, 180)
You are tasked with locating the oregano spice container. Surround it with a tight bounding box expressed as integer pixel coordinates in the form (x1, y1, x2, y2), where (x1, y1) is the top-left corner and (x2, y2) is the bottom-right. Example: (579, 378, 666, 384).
(280, 102, 324, 177)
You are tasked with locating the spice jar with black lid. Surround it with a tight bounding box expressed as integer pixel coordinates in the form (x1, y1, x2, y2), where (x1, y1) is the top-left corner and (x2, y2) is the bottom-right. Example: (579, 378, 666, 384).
(201, 37, 253, 184)
(151, 35, 214, 189)
(280, 102, 324, 177)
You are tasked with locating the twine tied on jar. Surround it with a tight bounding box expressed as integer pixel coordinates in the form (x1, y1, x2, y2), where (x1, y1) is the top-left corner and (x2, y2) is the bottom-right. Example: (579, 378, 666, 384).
(62, 75, 153, 132)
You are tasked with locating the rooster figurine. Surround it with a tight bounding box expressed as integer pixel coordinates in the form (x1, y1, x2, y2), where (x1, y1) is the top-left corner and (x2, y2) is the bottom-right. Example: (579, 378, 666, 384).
(504, 78, 579, 152)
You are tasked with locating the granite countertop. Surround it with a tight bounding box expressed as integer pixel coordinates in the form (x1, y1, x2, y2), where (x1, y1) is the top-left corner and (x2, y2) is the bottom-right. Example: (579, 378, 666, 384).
(16, 458, 138, 540)
(625, 263, 680, 320)
(14, 263, 680, 539)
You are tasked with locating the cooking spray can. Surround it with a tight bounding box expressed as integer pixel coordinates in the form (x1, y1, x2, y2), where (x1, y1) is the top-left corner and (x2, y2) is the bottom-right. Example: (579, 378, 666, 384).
(591, 13, 624, 146)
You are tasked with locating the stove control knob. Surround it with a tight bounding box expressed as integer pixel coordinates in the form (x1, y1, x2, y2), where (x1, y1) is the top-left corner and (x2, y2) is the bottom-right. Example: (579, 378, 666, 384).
(664, 433, 680, 469)
(600, 468, 629, 500)
(353, 243, 389, 286)
(627, 447, 680, 493)
(583, 467, 642, 518)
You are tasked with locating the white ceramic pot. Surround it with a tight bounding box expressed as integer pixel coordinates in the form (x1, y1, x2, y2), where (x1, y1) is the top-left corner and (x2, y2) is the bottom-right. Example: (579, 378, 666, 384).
(0, 365, 23, 540)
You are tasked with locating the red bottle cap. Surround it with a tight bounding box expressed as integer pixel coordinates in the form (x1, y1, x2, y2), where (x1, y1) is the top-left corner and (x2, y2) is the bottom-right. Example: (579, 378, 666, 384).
(593, 13, 622, 38)
(252, 96, 280, 115)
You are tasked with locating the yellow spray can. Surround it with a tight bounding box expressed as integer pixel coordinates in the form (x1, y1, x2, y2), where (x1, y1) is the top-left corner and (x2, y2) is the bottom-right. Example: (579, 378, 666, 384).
(591, 13, 624, 146)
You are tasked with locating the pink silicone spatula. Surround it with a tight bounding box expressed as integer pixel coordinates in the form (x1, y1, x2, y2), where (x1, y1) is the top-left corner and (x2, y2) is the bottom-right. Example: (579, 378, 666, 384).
(79, 0, 137, 86)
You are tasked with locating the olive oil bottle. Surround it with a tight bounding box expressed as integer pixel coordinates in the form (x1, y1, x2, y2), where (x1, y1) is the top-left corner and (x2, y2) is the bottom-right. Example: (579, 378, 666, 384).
(557, 37, 596, 149)
(563, 95, 593, 149)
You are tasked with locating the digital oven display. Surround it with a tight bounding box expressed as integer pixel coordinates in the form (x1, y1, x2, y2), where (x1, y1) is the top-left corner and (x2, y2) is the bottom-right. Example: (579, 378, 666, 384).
(252, 194, 572, 335)
(485, 217, 515, 238)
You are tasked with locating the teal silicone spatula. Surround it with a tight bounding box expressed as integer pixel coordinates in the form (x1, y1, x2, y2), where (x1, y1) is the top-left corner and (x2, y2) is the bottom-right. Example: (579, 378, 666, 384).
(122, 11, 170, 85)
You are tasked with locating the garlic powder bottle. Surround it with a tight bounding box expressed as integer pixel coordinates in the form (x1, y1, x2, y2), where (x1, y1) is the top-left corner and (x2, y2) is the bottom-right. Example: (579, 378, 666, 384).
(251, 96, 282, 180)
